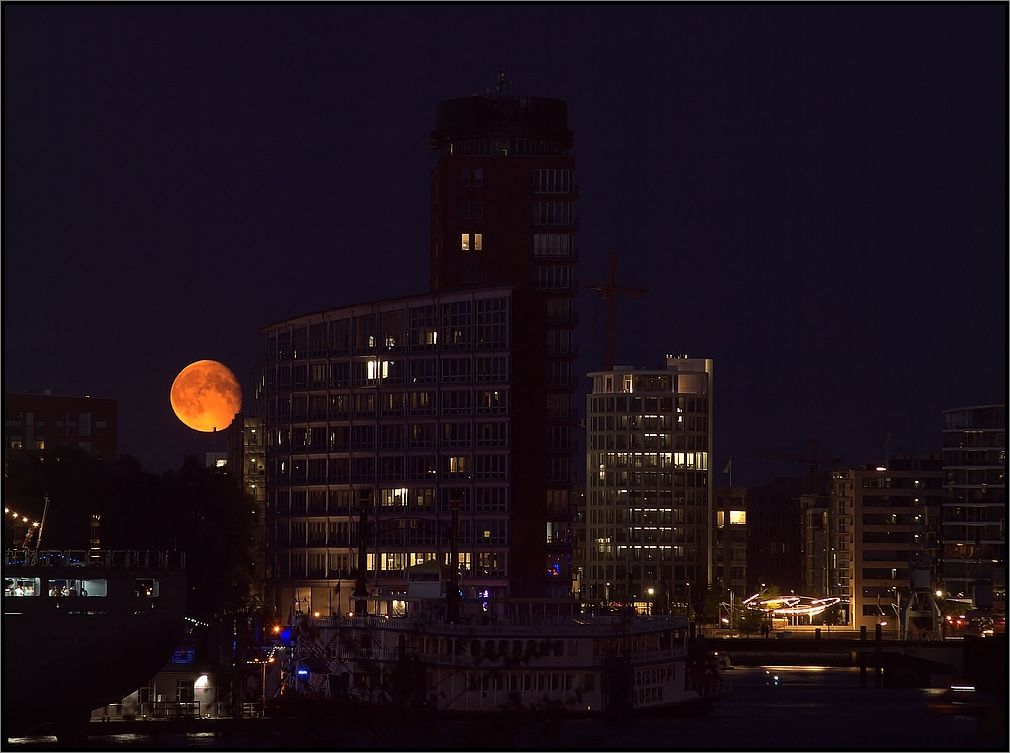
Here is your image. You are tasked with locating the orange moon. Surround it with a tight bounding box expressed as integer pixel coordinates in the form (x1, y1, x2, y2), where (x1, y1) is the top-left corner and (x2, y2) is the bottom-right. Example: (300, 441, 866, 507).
(170, 360, 242, 432)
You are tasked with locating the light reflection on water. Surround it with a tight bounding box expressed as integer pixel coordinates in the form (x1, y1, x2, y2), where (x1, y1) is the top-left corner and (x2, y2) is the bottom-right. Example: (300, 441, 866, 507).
(5, 738, 57, 746)
(4, 667, 1004, 750)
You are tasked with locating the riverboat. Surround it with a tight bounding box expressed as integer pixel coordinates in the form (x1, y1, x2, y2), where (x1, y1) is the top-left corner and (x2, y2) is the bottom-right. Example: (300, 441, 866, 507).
(279, 597, 729, 717)
(2, 547, 187, 737)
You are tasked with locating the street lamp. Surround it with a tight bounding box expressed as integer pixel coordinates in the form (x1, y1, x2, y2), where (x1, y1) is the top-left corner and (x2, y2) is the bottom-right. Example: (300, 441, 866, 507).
(261, 657, 274, 716)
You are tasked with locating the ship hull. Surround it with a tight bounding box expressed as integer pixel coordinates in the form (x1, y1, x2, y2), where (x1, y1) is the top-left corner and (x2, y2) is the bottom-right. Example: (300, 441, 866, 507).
(3, 550, 186, 737)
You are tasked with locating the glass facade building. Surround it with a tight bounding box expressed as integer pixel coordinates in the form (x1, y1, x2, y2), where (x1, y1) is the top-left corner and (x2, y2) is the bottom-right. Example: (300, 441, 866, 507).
(941, 404, 1006, 610)
(584, 356, 713, 613)
(262, 288, 516, 616)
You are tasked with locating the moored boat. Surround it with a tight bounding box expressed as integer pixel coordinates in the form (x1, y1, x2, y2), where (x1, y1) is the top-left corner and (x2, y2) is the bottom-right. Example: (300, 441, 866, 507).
(277, 597, 729, 717)
(3, 548, 187, 738)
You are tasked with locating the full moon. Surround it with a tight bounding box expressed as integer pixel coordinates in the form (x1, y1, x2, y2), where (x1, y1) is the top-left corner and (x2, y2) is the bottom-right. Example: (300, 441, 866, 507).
(170, 360, 242, 432)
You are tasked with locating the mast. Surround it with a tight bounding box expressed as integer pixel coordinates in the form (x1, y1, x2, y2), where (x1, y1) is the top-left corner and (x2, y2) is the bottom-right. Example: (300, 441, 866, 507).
(35, 495, 50, 552)
(446, 491, 462, 623)
(353, 488, 371, 616)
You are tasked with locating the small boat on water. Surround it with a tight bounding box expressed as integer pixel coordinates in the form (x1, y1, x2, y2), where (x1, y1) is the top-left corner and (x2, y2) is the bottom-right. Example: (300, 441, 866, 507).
(3, 547, 187, 738)
(926, 684, 1003, 716)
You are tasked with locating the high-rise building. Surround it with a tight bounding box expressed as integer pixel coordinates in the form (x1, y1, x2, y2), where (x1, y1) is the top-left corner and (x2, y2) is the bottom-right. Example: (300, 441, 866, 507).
(584, 356, 713, 614)
(825, 457, 944, 632)
(4, 392, 117, 464)
(941, 404, 1006, 611)
(262, 287, 549, 615)
(429, 87, 579, 600)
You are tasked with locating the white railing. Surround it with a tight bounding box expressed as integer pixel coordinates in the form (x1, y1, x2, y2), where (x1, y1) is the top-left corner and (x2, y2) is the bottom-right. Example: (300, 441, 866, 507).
(310, 613, 687, 638)
(5, 549, 186, 569)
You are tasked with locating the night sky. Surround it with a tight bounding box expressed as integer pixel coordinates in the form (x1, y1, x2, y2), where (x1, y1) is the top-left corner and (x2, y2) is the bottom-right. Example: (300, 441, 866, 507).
(4, 4, 1006, 483)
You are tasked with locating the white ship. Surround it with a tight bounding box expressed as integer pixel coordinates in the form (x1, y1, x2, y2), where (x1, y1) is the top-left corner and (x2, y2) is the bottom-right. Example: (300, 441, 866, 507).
(278, 590, 728, 716)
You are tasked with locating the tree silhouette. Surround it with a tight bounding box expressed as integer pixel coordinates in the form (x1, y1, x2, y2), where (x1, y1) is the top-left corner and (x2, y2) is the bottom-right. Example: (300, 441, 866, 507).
(4, 447, 255, 619)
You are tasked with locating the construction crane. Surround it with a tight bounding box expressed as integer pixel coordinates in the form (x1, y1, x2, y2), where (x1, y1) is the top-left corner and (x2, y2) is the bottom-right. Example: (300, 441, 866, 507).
(587, 252, 647, 370)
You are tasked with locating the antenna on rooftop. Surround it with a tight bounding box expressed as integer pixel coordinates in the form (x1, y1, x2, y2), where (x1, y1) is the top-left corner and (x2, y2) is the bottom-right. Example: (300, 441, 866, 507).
(493, 69, 510, 99)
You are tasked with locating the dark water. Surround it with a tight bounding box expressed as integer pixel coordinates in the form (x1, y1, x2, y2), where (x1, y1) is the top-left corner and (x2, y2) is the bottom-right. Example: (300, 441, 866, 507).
(7, 666, 1006, 751)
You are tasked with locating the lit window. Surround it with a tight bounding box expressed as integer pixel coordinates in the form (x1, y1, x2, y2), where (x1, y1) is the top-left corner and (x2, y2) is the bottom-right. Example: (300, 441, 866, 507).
(461, 233, 483, 253)
(729, 510, 746, 525)
(716, 511, 725, 528)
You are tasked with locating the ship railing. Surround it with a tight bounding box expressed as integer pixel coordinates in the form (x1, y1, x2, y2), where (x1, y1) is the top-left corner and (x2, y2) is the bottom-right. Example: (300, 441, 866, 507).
(315, 613, 686, 637)
(4, 549, 186, 569)
(335, 647, 400, 662)
(334, 644, 686, 668)
(147, 700, 201, 719)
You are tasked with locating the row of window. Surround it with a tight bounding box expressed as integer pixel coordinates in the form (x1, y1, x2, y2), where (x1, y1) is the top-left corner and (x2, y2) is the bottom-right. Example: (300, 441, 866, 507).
(282, 421, 511, 451)
(277, 518, 510, 548)
(590, 470, 710, 488)
(592, 373, 710, 396)
(533, 168, 573, 195)
(275, 550, 507, 578)
(273, 388, 510, 421)
(534, 200, 575, 226)
(585, 564, 700, 584)
(3, 577, 160, 598)
(588, 433, 708, 452)
(589, 395, 709, 413)
(277, 355, 514, 391)
(275, 453, 510, 483)
(587, 501, 708, 524)
(267, 297, 510, 360)
(593, 451, 711, 471)
(273, 486, 510, 514)
(533, 233, 574, 257)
